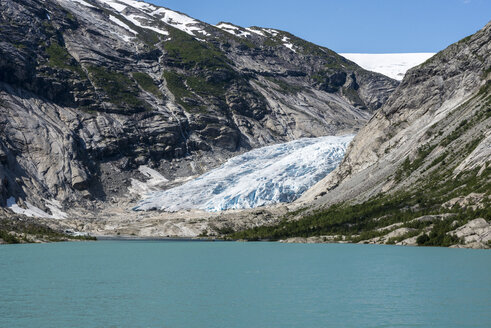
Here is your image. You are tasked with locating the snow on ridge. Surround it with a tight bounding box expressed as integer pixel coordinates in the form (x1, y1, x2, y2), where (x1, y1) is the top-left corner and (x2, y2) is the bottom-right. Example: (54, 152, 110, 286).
(262, 28, 279, 37)
(153, 7, 210, 36)
(245, 27, 266, 37)
(98, 0, 127, 12)
(134, 135, 354, 212)
(216, 23, 252, 37)
(109, 14, 138, 40)
(281, 36, 296, 53)
(125, 13, 169, 35)
(98, 0, 208, 37)
(69, 0, 97, 8)
(340, 53, 435, 80)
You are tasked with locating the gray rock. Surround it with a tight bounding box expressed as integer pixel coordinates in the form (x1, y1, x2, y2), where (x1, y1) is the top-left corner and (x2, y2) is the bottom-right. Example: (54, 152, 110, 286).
(0, 0, 397, 211)
(301, 21, 491, 208)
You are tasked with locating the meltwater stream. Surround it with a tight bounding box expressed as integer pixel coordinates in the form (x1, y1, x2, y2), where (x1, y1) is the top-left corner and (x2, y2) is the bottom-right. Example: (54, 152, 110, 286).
(134, 135, 353, 212)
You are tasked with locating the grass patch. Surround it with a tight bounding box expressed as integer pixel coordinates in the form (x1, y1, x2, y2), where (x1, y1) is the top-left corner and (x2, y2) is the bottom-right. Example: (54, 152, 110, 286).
(46, 42, 84, 76)
(163, 71, 200, 112)
(132, 72, 162, 97)
(164, 28, 230, 70)
(87, 66, 148, 112)
(0, 218, 96, 244)
(265, 77, 303, 94)
(186, 76, 227, 98)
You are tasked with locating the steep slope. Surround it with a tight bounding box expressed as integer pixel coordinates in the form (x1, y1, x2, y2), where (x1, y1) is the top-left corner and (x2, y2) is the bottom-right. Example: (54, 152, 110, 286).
(303, 22, 490, 204)
(232, 22, 490, 248)
(0, 0, 397, 213)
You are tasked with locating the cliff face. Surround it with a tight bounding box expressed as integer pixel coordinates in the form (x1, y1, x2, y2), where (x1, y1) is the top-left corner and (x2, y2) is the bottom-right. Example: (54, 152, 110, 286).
(226, 22, 490, 248)
(0, 0, 397, 209)
(302, 21, 490, 207)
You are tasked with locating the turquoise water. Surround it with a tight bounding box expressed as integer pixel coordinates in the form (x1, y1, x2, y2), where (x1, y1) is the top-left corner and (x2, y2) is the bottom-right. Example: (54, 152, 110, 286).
(0, 242, 490, 328)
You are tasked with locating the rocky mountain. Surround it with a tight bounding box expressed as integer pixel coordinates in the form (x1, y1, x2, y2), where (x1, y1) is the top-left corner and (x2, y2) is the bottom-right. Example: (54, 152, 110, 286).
(302, 21, 490, 205)
(233, 22, 490, 248)
(0, 0, 397, 213)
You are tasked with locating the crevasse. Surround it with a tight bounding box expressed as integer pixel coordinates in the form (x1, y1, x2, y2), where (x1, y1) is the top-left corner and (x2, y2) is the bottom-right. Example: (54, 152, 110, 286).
(134, 135, 353, 212)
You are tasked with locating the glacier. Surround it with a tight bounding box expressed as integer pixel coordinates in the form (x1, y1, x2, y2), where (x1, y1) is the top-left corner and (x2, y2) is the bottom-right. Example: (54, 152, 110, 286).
(134, 135, 353, 212)
(340, 53, 435, 80)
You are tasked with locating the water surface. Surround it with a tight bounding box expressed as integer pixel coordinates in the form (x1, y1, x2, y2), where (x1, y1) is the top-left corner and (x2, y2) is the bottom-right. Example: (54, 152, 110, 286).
(0, 242, 489, 327)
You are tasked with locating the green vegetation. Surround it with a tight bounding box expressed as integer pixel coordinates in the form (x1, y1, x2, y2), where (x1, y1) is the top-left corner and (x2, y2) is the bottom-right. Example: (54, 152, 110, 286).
(228, 162, 490, 246)
(394, 144, 437, 181)
(227, 74, 490, 247)
(132, 72, 162, 97)
(416, 219, 460, 247)
(0, 218, 96, 244)
(95, 6, 160, 46)
(265, 77, 303, 94)
(186, 76, 227, 98)
(164, 28, 230, 69)
(162, 71, 199, 112)
(87, 66, 148, 112)
(342, 86, 365, 106)
(46, 42, 84, 76)
(163, 70, 233, 112)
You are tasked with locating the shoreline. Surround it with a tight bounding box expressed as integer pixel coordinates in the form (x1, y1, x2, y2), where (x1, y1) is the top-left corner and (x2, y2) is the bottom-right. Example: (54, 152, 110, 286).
(93, 235, 224, 242)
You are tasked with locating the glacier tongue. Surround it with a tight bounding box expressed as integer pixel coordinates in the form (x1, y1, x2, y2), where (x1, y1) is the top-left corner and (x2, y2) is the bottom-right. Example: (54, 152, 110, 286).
(134, 135, 353, 212)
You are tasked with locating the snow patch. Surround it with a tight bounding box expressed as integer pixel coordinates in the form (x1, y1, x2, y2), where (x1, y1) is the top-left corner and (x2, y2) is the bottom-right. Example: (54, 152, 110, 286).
(129, 165, 169, 197)
(109, 15, 138, 35)
(282, 36, 296, 52)
(246, 27, 266, 36)
(340, 53, 435, 80)
(134, 135, 354, 212)
(153, 8, 210, 36)
(7, 197, 53, 219)
(216, 23, 251, 37)
(125, 13, 169, 35)
(44, 199, 68, 220)
(70, 0, 96, 8)
(262, 28, 279, 37)
(100, 0, 208, 36)
(99, 0, 127, 12)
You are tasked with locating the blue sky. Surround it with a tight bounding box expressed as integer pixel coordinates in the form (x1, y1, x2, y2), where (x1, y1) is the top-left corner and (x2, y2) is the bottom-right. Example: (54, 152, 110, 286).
(149, 0, 490, 53)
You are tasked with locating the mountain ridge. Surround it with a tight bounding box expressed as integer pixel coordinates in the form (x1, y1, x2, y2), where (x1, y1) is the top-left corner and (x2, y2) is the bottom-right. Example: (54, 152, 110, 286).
(230, 21, 491, 248)
(0, 0, 396, 218)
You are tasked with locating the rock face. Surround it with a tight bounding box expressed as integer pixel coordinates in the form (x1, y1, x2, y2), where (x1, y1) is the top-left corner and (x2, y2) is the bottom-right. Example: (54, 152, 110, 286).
(0, 0, 397, 211)
(236, 22, 490, 248)
(449, 218, 491, 246)
(301, 21, 491, 206)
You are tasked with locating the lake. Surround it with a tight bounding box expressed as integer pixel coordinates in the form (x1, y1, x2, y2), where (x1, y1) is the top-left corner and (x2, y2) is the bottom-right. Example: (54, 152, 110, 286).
(0, 241, 490, 327)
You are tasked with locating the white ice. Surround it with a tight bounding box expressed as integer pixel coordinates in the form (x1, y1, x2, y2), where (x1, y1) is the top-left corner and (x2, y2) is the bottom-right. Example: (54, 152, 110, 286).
(44, 199, 68, 220)
(109, 15, 138, 35)
(99, 0, 208, 37)
(129, 165, 169, 197)
(245, 27, 266, 37)
(282, 36, 296, 52)
(340, 53, 435, 80)
(125, 13, 169, 35)
(99, 0, 127, 12)
(7, 197, 53, 219)
(216, 23, 252, 37)
(134, 135, 353, 212)
(153, 8, 210, 36)
(69, 0, 96, 8)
